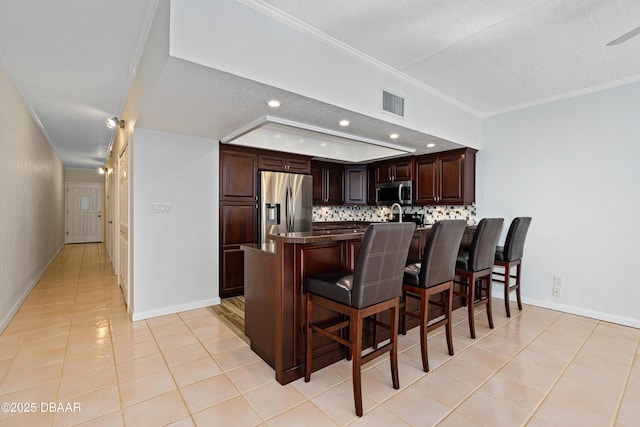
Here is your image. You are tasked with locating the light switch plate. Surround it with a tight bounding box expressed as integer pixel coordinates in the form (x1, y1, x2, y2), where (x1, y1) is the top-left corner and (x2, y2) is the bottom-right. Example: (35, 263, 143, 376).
(151, 202, 171, 213)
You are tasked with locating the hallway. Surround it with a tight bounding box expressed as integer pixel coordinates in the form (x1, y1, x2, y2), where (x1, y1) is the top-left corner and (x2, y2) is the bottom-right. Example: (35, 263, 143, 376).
(0, 244, 639, 426)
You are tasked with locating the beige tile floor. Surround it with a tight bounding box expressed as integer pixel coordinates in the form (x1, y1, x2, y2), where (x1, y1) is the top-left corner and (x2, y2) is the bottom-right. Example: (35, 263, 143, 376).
(1, 243, 639, 426)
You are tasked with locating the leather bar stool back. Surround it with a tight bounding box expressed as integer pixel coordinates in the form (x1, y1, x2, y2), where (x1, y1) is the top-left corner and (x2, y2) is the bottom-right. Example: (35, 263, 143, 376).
(454, 218, 504, 338)
(401, 220, 466, 371)
(494, 217, 532, 317)
(304, 222, 415, 417)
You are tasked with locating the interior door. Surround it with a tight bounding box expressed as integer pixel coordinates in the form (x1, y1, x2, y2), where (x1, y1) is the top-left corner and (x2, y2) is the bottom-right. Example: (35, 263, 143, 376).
(118, 145, 129, 306)
(66, 183, 102, 243)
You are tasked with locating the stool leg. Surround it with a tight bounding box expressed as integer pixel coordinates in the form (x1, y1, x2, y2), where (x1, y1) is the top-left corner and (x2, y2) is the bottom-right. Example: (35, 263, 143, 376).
(419, 288, 429, 372)
(486, 275, 494, 329)
(351, 313, 363, 417)
(389, 301, 400, 389)
(371, 313, 378, 350)
(467, 276, 476, 339)
(516, 263, 523, 311)
(401, 289, 408, 335)
(503, 263, 511, 317)
(445, 284, 454, 356)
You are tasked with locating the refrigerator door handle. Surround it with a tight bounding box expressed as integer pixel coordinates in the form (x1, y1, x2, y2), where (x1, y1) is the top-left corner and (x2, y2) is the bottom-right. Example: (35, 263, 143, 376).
(285, 186, 292, 232)
(289, 186, 296, 231)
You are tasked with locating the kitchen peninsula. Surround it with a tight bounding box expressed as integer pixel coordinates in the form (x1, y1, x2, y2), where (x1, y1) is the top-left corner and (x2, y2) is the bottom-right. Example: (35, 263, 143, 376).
(241, 223, 476, 385)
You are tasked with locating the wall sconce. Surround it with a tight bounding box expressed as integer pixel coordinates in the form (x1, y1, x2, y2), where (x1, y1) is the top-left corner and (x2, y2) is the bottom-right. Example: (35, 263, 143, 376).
(106, 116, 122, 129)
(98, 166, 112, 175)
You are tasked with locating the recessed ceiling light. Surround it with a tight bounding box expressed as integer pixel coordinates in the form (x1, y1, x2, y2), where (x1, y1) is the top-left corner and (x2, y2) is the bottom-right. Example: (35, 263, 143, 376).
(339, 120, 350, 127)
(426, 143, 436, 148)
(389, 133, 399, 140)
(267, 100, 281, 108)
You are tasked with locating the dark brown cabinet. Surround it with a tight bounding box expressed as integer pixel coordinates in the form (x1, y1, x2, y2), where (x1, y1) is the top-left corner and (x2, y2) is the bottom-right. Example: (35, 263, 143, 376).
(259, 153, 311, 174)
(219, 145, 259, 298)
(344, 165, 367, 205)
(374, 158, 414, 183)
(220, 148, 258, 201)
(367, 167, 377, 205)
(414, 148, 476, 205)
(311, 161, 344, 205)
(219, 144, 311, 297)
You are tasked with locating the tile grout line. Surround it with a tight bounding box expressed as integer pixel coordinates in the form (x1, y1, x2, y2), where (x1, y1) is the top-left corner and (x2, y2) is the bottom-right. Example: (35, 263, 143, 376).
(519, 314, 601, 426)
(53, 244, 85, 427)
(358, 305, 530, 425)
(610, 333, 640, 427)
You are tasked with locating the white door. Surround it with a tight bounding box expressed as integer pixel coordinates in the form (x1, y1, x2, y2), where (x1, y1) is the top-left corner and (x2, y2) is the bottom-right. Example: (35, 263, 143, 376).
(119, 146, 129, 306)
(66, 183, 103, 243)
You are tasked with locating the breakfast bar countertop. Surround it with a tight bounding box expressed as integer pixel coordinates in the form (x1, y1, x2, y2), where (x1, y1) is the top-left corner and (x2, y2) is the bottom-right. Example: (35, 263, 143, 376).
(267, 223, 476, 244)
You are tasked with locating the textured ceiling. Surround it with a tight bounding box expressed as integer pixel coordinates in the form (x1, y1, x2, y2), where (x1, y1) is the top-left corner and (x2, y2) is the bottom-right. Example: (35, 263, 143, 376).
(261, 0, 640, 114)
(1, 0, 640, 168)
(0, 0, 157, 168)
(137, 58, 460, 158)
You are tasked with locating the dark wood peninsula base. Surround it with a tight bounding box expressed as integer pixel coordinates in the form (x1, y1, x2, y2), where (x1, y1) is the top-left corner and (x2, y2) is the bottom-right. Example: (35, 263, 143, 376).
(241, 224, 476, 385)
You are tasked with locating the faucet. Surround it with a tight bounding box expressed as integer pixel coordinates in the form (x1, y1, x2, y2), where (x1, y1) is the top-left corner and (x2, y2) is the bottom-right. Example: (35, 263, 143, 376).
(390, 203, 403, 222)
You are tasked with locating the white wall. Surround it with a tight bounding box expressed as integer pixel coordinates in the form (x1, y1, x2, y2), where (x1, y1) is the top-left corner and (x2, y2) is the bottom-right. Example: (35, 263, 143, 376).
(131, 128, 219, 320)
(169, 0, 481, 149)
(0, 62, 65, 332)
(479, 82, 640, 327)
(65, 167, 106, 183)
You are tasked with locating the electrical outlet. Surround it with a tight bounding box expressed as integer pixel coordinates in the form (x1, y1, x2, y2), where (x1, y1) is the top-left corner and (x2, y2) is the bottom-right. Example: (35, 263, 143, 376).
(553, 275, 563, 297)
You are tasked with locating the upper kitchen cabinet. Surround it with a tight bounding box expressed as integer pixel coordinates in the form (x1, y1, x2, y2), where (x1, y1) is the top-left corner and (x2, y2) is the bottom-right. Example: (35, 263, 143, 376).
(367, 167, 377, 205)
(414, 148, 477, 205)
(311, 161, 344, 205)
(374, 157, 414, 183)
(220, 146, 258, 201)
(344, 165, 367, 205)
(258, 152, 311, 174)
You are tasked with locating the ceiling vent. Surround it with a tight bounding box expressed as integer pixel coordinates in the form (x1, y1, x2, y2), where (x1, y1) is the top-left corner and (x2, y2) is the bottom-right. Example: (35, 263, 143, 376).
(382, 90, 405, 117)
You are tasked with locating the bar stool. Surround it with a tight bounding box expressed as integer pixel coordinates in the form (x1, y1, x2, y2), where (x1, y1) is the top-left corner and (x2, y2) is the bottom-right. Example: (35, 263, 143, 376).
(401, 220, 466, 372)
(304, 222, 415, 417)
(454, 218, 504, 339)
(493, 217, 532, 317)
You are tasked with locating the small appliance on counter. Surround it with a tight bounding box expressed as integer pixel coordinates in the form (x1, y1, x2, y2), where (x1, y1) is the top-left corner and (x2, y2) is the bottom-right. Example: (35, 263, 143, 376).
(390, 212, 425, 226)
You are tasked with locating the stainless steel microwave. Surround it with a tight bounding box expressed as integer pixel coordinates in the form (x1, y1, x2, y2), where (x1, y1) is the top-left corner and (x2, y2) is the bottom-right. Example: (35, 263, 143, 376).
(375, 180, 413, 205)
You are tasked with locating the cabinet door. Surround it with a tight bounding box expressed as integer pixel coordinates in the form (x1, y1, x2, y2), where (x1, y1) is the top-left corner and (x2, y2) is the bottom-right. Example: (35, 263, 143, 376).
(326, 166, 344, 205)
(414, 156, 438, 204)
(394, 159, 414, 181)
(220, 150, 257, 200)
(258, 154, 286, 171)
(286, 158, 311, 174)
(376, 163, 393, 183)
(310, 165, 325, 204)
(368, 167, 377, 205)
(220, 203, 257, 297)
(221, 203, 258, 246)
(439, 153, 465, 204)
(344, 166, 367, 205)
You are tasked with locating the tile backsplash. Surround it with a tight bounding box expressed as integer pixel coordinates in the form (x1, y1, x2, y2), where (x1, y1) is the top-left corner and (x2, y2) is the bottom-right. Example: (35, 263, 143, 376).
(312, 204, 476, 225)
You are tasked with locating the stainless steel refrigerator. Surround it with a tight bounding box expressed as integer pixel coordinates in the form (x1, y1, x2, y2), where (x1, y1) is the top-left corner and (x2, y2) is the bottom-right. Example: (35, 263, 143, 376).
(259, 171, 313, 243)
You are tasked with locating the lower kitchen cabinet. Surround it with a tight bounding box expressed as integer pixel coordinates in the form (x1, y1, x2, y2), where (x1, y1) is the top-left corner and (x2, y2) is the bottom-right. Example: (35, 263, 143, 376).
(219, 202, 257, 297)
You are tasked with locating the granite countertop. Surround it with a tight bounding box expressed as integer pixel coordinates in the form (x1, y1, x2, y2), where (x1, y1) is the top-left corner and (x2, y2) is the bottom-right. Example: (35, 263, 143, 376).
(267, 223, 439, 244)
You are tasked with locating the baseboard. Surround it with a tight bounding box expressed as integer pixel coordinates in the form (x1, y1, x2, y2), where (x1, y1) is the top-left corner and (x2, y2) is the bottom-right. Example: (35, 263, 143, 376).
(491, 289, 640, 329)
(0, 243, 64, 334)
(131, 297, 222, 321)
